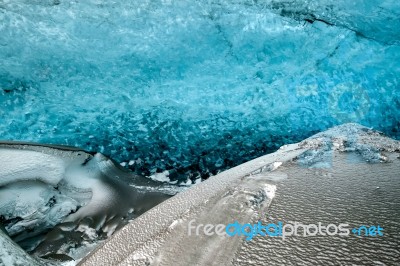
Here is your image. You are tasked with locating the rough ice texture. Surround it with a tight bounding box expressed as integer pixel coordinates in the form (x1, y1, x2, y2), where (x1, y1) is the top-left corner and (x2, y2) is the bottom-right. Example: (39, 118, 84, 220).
(0, 230, 41, 266)
(1, 0, 400, 183)
(79, 123, 400, 266)
(0, 142, 169, 263)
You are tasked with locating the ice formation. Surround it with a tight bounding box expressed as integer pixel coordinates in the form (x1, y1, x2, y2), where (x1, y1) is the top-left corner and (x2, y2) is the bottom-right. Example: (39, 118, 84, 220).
(0, 230, 43, 266)
(0, 142, 170, 264)
(80, 124, 400, 266)
(1, 0, 399, 183)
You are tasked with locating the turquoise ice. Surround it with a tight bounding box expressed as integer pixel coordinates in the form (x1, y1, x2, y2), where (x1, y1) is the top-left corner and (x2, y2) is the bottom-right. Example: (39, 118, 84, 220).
(0, 0, 399, 182)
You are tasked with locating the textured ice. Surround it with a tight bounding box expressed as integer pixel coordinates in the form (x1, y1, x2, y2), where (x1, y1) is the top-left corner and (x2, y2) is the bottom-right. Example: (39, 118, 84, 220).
(0, 142, 169, 263)
(0, 230, 42, 266)
(1, 0, 399, 183)
(79, 123, 400, 266)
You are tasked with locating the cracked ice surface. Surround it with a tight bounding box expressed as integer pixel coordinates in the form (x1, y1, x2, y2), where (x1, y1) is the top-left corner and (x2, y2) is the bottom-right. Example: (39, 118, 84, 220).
(1, 0, 400, 183)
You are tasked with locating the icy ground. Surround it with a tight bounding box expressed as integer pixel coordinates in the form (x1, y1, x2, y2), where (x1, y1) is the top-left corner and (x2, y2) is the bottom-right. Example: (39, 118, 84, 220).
(0, 142, 170, 263)
(1, 0, 400, 183)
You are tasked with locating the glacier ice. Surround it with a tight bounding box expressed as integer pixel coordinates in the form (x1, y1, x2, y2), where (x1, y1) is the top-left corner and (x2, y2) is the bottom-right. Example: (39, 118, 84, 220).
(0, 142, 169, 262)
(79, 123, 400, 265)
(0, 0, 399, 183)
(0, 230, 43, 266)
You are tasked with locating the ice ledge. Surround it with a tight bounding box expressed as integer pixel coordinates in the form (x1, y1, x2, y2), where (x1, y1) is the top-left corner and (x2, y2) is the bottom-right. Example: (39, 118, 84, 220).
(79, 123, 400, 265)
(301, 123, 400, 152)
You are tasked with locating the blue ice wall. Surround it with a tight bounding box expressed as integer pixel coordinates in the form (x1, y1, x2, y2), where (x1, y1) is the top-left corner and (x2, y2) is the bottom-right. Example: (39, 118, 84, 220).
(0, 0, 399, 182)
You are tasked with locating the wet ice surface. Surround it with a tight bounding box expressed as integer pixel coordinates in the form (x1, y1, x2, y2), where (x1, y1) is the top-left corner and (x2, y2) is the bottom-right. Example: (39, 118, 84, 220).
(79, 124, 400, 265)
(1, 0, 400, 183)
(234, 153, 400, 265)
(0, 142, 171, 265)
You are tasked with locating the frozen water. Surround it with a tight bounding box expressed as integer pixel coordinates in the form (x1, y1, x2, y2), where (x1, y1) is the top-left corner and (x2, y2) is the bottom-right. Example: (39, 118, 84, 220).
(0, 230, 42, 266)
(0, 0, 399, 183)
(0, 142, 169, 262)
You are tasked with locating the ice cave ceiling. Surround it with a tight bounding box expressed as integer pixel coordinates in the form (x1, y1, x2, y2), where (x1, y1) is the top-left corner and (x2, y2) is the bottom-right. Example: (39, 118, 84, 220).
(0, 0, 399, 182)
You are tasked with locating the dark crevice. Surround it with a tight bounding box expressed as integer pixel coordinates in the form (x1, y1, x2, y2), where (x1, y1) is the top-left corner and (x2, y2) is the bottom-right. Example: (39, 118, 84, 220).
(303, 14, 334, 26)
(264, 1, 398, 46)
(81, 156, 93, 166)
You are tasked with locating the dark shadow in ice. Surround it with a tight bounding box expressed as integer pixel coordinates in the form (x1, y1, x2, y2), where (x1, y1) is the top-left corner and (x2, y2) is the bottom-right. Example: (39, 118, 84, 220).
(0, 141, 171, 263)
